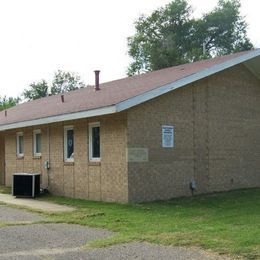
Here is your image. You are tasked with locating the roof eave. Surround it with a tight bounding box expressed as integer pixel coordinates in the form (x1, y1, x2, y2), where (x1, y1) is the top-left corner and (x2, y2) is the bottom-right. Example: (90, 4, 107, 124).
(0, 105, 117, 131)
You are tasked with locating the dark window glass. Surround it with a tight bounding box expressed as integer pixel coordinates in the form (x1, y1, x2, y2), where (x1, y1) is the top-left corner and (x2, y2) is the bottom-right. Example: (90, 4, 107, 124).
(18, 135, 24, 154)
(35, 133, 41, 154)
(92, 126, 100, 158)
(67, 129, 74, 159)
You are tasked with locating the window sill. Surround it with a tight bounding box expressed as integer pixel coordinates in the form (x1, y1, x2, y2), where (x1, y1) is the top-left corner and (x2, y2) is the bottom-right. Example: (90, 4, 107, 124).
(64, 161, 74, 166)
(33, 155, 42, 159)
(88, 161, 101, 166)
(16, 155, 24, 160)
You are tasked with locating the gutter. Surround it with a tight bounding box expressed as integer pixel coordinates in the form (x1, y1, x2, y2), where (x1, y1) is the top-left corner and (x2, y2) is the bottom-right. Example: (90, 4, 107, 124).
(0, 105, 117, 131)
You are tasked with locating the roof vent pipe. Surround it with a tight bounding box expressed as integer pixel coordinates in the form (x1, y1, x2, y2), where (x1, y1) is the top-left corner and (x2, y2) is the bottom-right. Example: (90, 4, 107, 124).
(61, 94, 64, 103)
(4, 110, 7, 117)
(94, 70, 100, 91)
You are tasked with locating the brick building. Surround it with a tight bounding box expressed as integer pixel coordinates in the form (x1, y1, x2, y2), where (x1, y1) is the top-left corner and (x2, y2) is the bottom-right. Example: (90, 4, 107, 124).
(0, 49, 260, 203)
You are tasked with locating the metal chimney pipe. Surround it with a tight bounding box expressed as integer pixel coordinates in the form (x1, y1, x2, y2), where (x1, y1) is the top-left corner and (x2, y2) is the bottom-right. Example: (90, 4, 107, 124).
(94, 70, 100, 91)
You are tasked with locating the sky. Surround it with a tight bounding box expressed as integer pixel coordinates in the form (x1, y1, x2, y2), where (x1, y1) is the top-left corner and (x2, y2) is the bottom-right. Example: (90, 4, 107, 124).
(0, 0, 259, 97)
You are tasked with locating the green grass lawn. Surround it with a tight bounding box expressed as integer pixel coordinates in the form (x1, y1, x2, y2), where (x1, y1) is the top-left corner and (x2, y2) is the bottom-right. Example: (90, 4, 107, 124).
(34, 188, 260, 259)
(0, 187, 259, 259)
(0, 185, 11, 194)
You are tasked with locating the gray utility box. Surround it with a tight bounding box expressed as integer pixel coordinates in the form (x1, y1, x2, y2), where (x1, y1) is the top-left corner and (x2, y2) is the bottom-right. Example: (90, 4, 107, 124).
(12, 173, 40, 198)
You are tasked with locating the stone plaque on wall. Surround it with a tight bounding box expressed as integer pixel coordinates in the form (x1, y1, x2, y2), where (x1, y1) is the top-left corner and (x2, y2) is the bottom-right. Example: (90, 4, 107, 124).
(127, 148, 149, 162)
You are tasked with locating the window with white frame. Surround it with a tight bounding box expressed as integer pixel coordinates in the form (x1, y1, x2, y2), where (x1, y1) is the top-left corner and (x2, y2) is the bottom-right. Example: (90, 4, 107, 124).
(64, 126, 74, 162)
(33, 129, 41, 156)
(89, 122, 100, 161)
(16, 132, 24, 157)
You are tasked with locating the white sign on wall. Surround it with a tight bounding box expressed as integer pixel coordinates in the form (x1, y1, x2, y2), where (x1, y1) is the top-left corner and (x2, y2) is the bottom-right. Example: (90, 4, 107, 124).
(162, 125, 174, 148)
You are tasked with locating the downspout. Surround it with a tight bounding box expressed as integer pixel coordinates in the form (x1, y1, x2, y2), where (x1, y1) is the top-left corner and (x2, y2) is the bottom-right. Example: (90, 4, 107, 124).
(46, 125, 51, 190)
(3, 134, 6, 186)
(191, 84, 196, 195)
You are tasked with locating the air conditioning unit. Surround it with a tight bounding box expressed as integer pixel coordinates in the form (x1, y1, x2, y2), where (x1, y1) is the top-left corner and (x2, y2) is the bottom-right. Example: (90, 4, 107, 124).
(12, 173, 40, 198)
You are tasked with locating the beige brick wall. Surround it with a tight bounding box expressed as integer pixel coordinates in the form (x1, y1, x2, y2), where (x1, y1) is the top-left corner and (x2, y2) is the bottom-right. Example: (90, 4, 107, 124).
(2, 64, 260, 203)
(0, 134, 4, 185)
(127, 64, 260, 202)
(127, 84, 195, 202)
(4, 112, 128, 203)
(4, 126, 49, 188)
(207, 64, 260, 191)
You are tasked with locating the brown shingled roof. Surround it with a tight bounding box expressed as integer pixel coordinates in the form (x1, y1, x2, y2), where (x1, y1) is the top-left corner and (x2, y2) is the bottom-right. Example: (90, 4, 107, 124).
(0, 49, 259, 129)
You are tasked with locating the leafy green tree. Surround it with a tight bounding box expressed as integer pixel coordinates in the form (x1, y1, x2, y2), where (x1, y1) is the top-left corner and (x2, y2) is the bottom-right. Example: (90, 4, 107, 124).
(23, 80, 49, 101)
(23, 71, 85, 101)
(51, 70, 85, 95)
(127, 0, 253, 75)
(195, 0, 253, 56)
(0, 96, 20, 111)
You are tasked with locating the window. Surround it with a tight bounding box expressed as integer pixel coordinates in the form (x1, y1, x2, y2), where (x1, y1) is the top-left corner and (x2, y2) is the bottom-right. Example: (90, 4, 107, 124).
(89, 122, 100, 161)
(16, 132, 24, 157)
(33, 129, 41, 156)
(64, 126, 74, 162)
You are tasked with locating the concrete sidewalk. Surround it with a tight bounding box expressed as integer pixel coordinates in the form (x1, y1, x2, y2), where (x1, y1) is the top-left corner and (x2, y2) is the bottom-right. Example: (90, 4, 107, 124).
(0, 194, 75, 212)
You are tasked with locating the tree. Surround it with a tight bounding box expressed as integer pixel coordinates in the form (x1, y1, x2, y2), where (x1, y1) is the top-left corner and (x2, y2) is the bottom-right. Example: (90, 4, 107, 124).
(127, 0, 253, 75)
(51, 70, 85, 95)
(0, 96, 20, 111)
(195, 0, 253, 56)
(23, 71, 85, 101)
(23, 80, 49, 101)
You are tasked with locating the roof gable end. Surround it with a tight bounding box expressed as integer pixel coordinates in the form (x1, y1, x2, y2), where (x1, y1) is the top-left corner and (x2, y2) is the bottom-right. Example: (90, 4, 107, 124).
(116, 49, 260, 112)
